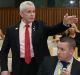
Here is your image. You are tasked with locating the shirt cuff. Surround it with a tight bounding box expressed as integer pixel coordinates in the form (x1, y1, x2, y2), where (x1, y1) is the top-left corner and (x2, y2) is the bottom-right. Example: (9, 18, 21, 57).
(63, 24, 71, 27)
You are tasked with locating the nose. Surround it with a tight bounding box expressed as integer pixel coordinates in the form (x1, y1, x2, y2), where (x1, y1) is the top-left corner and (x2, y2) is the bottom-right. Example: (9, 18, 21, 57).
(31, 12, 35, 16)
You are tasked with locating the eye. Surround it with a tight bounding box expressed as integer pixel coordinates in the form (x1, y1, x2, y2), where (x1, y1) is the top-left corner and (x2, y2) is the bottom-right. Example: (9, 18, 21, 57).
(32, 10, 35, 13)
(26, 10, 35, 13)
(61, 48, 64, 51)
(27, 10, 32, 13)
(57, 47, 65, 51)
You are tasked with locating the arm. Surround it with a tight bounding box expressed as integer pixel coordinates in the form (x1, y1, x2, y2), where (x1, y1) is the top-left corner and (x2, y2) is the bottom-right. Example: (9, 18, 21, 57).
(71, 23, 80, 32)
(44, 13, 78, 36)
(1, 29, 10, 73)
(63, 13, 78, 26)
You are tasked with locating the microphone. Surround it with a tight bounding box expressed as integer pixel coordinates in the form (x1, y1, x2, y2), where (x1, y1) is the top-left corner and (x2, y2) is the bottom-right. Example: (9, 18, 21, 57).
(60, 61, 70, 75)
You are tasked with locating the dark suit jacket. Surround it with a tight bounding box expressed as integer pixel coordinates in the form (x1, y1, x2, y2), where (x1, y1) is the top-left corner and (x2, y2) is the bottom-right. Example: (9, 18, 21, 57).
(38, 56, 80, 75)
(1, 21, 69, 75)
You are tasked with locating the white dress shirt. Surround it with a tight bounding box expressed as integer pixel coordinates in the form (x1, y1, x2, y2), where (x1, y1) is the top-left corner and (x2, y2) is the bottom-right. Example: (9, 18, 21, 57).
(53, 58, 73, 75)
(19, 20, 34, 58)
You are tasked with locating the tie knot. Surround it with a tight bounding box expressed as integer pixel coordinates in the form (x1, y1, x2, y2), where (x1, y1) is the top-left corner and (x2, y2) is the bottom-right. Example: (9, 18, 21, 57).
(25, 25, 29, 28)
(60, 61, 70, 68)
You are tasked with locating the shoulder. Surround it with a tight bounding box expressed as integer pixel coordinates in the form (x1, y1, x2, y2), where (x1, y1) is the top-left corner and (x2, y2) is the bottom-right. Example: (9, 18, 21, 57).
(40, 56, 58, 68)
(43, 56, 58, 63)
(33, 20, 47, 27)
(4, 22, 20, 36)
(34, 20, 45, 24)
(73, 58, 80, 65)
(6, 22, 20, 31)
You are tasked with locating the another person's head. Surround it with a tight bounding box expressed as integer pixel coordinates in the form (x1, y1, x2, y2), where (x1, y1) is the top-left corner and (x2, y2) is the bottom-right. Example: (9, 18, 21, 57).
(57, 37, 76, 62)
(19, 1, 35, 24)
(0, 29, 4, 39)
(67, 23, 79, 34)
(68, 26, 76, 34)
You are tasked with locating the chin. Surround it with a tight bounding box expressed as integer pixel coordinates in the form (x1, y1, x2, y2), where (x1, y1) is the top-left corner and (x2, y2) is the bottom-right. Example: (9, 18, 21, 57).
(58, 56, 63, 61)
(29, 19, 35, 22)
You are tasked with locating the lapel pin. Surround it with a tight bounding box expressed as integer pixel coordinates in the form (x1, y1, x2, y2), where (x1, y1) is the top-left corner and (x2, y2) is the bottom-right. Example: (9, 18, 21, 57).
(33, 26, 35, 31)
(15, 28, 18, 30)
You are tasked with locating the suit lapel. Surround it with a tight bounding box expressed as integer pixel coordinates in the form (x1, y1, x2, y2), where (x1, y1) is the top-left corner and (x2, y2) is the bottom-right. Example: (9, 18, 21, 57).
(32, 22, 36, 43)
(14, 25, 20, 50)
(32, 21, 39, 45)
(71, 58, 78, 75)
(50, 56, 58, 75)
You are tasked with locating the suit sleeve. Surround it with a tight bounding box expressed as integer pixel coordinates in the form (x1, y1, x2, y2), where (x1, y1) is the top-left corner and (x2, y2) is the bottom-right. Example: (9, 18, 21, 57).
(44, 22, 70, 36)
(1, 28, 10, 71)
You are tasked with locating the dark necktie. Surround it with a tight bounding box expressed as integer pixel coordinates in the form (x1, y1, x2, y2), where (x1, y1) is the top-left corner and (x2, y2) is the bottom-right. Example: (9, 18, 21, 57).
(60, 61, 70, 68)
(25, 25, 31, 64)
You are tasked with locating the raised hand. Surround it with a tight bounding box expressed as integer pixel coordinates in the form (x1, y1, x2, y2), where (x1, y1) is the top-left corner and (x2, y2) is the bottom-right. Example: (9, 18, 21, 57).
(61, 68, 71, 75)
(1, 71, 10, 75)
(63, 13, 78, 26)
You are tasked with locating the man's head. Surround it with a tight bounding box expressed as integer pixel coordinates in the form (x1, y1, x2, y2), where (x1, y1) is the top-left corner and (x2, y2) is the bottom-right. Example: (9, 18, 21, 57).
(19, 1, 35, 24)
(57, 37, 76, 61)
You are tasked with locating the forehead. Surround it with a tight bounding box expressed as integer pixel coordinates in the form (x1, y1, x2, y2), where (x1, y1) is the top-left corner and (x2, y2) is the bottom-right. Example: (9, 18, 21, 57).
(21, 5, 35, 13)
(57, 42, 69, 47)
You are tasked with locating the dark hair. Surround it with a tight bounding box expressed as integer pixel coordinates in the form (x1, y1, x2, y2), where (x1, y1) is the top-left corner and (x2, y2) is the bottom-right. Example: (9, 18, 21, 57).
(60, 37, 76, 49)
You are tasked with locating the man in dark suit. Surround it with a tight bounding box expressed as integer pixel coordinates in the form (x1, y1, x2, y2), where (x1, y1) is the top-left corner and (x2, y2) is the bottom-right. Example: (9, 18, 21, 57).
(38, 37, 80, 75)
(0, 1, 78, 75)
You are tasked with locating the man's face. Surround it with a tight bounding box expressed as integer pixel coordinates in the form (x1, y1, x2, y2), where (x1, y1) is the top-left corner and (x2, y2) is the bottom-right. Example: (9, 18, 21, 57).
(57, 42, 73, 61)
(68, 27, 76, 34)
(20, 5, 35, 23)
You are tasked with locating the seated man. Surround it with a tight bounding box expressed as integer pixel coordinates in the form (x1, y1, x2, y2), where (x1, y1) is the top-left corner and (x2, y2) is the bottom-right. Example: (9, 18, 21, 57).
(38, 37, 80, 75)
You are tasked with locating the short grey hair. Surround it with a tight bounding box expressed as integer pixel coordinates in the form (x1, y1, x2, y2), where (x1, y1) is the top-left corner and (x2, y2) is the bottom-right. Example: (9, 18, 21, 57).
(60, 37, 76, 49)
(19, 1, 35, 12)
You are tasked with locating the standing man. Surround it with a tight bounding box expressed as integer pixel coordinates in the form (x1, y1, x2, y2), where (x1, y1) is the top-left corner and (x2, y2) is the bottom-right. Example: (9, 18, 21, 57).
(38, 37, 80, 75)
(1, 1, 78, 75)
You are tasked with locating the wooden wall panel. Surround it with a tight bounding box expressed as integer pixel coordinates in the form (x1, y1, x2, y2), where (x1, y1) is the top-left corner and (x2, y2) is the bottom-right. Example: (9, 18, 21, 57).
(0, 8, 20, 33)
(0, 8, 80, 33)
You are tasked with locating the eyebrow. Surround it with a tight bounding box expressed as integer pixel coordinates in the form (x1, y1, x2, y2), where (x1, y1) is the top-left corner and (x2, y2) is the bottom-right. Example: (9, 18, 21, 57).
(57, 47, 64, 51)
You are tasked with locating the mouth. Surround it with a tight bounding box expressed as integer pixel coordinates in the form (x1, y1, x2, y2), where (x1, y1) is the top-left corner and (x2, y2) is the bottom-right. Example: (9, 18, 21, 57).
(58, 55, 61, 59)
(30, 18, 35, 20)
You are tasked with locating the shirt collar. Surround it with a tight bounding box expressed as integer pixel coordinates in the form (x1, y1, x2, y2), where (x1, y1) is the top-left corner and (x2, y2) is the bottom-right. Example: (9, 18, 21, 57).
(20, 20, 32, 28)
(68, 57, 73, 64)
(58, 57, 73, 64)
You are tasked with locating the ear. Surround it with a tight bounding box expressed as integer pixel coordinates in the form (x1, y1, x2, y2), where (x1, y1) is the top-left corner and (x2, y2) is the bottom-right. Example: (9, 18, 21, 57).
(20, 11, 23, 17)
(70, 48, 74, 55)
